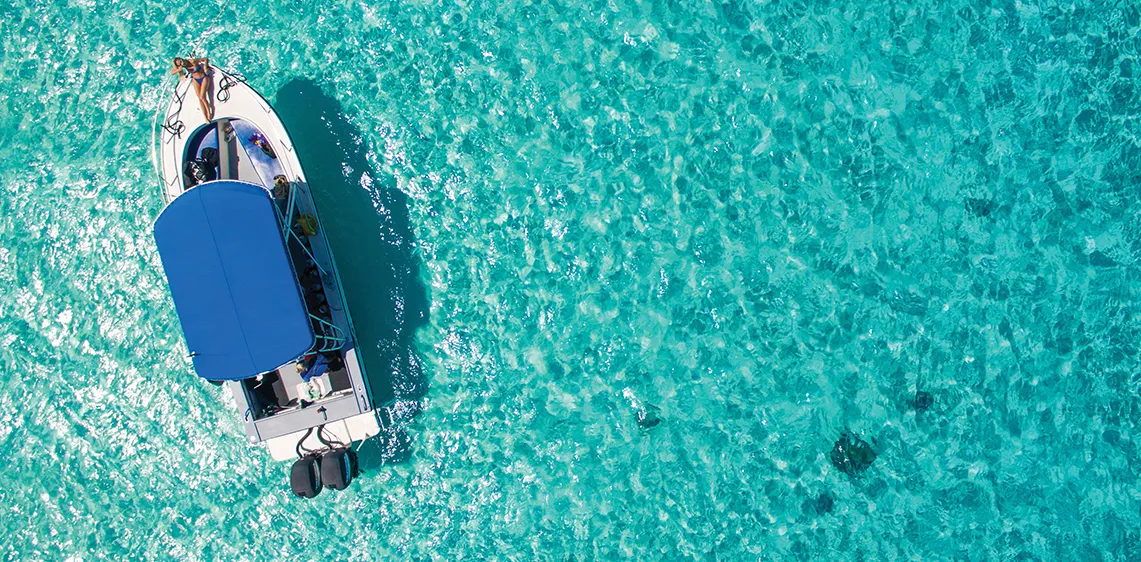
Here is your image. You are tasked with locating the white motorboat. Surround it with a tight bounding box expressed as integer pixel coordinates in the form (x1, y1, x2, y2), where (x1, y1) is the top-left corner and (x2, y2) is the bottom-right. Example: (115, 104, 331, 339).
(153, 64, 380, 498)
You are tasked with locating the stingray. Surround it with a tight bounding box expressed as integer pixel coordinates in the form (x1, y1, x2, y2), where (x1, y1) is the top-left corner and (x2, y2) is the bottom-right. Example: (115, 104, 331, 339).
(830, 431, 877, 476)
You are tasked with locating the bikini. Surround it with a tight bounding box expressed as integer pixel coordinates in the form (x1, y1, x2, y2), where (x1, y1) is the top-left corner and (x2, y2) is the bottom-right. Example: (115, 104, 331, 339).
(189, 62, 207, 84)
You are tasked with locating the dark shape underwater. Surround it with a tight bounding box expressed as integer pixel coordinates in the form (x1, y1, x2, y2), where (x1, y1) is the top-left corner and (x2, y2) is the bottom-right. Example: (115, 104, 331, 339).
(814, 493, 834, 515)
(637, 404, 662, 430)
(912, 390, 934, 413)
(830, 431, 877, 476)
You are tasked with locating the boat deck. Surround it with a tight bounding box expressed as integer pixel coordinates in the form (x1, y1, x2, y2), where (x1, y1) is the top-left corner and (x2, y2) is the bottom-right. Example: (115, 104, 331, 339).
(156, 68, 381, 461)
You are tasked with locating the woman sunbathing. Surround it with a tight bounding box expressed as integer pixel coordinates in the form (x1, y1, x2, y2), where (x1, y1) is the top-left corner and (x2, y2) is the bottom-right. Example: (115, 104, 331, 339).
(170, 57, 214, 121)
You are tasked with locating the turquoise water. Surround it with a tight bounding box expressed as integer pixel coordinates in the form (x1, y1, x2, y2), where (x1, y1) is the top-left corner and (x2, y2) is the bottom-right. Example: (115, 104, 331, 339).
(2, 0, 1140, 559)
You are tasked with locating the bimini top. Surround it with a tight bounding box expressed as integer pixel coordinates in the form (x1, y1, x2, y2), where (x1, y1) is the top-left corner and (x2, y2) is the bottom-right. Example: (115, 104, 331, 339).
(154, 180, 314, 381)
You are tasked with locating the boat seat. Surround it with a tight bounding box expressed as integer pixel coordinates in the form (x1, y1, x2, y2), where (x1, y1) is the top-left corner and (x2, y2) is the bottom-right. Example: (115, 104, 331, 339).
(250, 371, 291, 413)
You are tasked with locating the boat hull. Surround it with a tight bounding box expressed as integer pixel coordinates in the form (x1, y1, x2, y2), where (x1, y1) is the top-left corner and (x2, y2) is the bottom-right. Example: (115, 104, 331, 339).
(156, 68, 380, 462)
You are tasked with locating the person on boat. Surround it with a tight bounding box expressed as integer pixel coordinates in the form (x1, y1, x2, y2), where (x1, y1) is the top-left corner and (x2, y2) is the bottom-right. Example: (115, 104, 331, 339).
(170, 57, 214, 121)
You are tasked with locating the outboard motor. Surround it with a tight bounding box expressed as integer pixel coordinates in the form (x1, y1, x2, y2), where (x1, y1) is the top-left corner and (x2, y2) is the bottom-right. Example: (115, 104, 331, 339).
(290, 455, 323, 498)
(291, 426, 358, 496)
(319, 448, 358, 491)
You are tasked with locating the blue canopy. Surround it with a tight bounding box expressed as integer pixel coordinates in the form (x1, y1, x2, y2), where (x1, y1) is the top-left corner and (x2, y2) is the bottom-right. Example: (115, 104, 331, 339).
(154, 180, 314, 381)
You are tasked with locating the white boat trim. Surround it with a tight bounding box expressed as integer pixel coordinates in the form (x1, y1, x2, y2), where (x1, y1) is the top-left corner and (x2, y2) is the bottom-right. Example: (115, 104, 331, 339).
(155, 66, 382, 465)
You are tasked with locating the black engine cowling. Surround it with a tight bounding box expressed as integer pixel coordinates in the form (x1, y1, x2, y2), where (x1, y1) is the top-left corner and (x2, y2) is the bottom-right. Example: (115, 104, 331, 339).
(319, 449, 358, 491)
(290, 456, 323, 498)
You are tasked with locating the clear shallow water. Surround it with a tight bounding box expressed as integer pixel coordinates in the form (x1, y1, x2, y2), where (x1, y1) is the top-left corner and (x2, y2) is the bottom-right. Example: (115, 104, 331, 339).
(2, 0, 1140, 559)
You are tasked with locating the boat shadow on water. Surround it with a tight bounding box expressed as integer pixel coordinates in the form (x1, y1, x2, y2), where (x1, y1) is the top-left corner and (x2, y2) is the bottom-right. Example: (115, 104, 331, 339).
(274, 79, 429, 471)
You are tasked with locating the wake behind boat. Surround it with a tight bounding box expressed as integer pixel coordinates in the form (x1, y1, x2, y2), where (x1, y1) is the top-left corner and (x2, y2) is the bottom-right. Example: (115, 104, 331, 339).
(154, 64, 379, 498)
